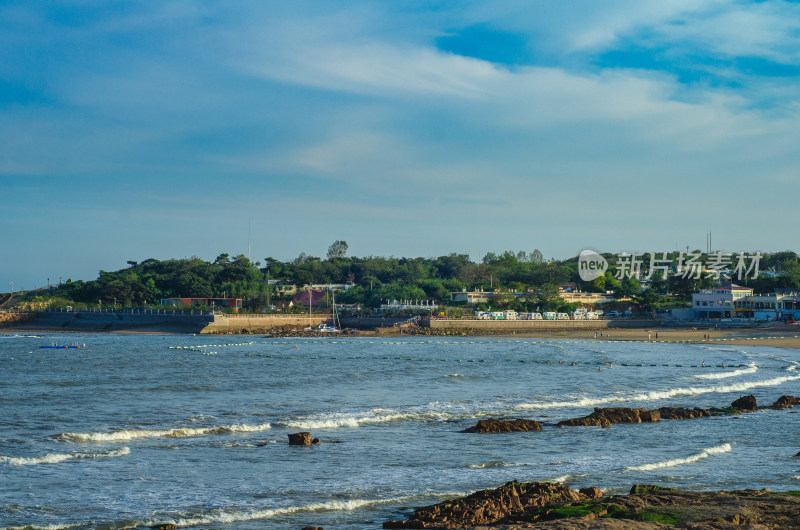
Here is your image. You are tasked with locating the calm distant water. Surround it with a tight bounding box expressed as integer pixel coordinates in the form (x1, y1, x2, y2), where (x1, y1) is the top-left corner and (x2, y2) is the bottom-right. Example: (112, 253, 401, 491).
(1, 333, 799, 529)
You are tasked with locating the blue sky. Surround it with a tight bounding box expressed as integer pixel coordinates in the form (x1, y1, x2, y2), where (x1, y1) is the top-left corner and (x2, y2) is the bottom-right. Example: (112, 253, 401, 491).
(3, 1, 800, 289)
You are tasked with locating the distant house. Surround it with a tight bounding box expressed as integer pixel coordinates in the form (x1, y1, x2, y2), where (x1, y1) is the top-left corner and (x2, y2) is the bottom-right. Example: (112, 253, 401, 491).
(160, 297, 242, 312)
(558, 283, 577, 293)
(292, 289, 326, 307)
(273, 301, 294, 311)
(449, 290, 489, 305)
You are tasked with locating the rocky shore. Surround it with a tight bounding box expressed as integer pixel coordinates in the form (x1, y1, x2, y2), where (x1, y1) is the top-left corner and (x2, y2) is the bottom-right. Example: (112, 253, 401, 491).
(383, 481, 800, 529)
(459, 395, 797, 433)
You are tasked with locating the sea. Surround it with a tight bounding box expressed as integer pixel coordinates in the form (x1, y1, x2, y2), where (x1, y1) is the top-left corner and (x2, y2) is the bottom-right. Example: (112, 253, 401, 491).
(1, 333, 799, 529)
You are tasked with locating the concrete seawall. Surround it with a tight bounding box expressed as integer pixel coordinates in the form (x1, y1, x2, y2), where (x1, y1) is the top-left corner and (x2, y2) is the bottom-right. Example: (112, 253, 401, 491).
(201, 314, 329, 333)
(3, 311, 214, 333)
(421, 318, 654, 331)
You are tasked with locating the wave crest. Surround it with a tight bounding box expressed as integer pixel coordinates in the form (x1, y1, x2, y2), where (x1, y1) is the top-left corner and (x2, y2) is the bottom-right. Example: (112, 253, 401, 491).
(146, 496, 413, 527)
(1, 447, 130, 466)
(56, 423, 271, 442)
(626, 443, 732, 471)
(693, 363, 758, 380)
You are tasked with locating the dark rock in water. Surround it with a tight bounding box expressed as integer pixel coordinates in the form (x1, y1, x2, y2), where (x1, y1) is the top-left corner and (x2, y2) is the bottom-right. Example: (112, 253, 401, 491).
(795, 451, 800, 457)
(288, 432, 312, 446)
(301, 527, 323, 530)
(731, 395, 758, 411)
(630, 484, 675, 495)
(657, 406, 710, 419)
(312, 438, 321, 444)
(557, 407, 660, 427)
(772, 395, 800, 409)
(460, 418, 543, 433)
(150, 525, 178, 530)
(382, 481, 586, 528)
(579, 486, 603, 499)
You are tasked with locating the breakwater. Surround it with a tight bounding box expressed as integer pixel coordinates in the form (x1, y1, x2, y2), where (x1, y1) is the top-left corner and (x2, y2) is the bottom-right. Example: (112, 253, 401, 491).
(419, 317, 652, 331)
(4, 310, 655, 334)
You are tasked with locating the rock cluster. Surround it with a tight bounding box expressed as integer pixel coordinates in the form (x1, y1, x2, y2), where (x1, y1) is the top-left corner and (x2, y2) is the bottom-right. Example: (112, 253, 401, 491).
(383, 481, 589, 528)
(772, 395, 800, 409)
(730, 394, 758, 411)
(556, 407, 661, 427)
(657, 406, 710, 420)
(460, 418, 543, 433)
(288, 432, 321, 445)
(384, 481, 800, 529)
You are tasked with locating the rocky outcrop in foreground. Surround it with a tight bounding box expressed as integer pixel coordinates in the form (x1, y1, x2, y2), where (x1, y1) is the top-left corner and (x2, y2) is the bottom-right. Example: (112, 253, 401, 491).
(383, 481, 800, 529)
(383, 481, 591, 528)
(461, 418, 543, 433)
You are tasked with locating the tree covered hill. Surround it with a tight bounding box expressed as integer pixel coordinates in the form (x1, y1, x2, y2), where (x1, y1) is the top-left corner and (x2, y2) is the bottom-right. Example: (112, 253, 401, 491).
(11, 247, 800, 312)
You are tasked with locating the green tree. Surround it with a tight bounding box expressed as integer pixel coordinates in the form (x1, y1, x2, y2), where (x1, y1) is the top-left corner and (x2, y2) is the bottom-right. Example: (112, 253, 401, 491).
(327, 240, 349, 260)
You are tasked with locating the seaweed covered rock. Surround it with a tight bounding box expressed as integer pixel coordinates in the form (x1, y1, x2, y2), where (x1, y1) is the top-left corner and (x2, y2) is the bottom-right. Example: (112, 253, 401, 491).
(382, 481, 585, 528)
(557, 407, 660, 427)
(460, 418, 543, 433)
(657, 407, 710, 419)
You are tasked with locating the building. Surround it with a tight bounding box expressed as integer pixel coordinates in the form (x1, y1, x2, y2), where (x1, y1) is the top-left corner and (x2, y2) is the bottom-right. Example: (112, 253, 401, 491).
(734, 290, 800, 321)
(559, 291, 615, 307)
(692, 283, 753, 319)
(450, 290, 490, 305)
(160, 297, 242, 311)
(292, 289, 326, 307)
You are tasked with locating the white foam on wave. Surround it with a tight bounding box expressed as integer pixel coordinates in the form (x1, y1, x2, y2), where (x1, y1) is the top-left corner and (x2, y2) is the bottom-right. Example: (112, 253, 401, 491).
(57, 423, 271, 442)
(146, 496, 413, 527)
(550, 475, 571, 483)
(0, 447, 130, 466)
(693, 363, 758, 380)
(468, 461, 519, 469)
(515, 373, 800, 411)
(0, 524, 78, 530)
(284, 402, 466, 430)
(626, 443, 732, 472)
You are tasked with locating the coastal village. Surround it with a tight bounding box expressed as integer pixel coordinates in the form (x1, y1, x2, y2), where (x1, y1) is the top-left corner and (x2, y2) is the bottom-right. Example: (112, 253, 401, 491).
(2, 249, 800, 334)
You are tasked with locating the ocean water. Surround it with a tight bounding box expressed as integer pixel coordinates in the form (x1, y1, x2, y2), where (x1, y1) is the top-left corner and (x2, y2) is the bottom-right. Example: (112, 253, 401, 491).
(1, 333, 799, 529)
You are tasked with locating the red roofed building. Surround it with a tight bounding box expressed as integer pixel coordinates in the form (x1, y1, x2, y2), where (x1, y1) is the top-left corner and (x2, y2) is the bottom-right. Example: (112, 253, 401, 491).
(292, 289, 326, 307)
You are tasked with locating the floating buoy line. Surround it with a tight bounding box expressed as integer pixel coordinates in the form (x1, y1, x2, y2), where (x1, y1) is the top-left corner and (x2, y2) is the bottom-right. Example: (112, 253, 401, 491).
(160, 337, 779, 367)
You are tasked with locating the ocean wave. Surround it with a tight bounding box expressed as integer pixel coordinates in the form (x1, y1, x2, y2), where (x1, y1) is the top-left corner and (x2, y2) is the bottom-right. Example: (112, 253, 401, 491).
(468, 461, 520, 469)
(550, 475, 571, 483)
(0, 524, 78, 530)
(283, 404, 462, 430)
(0, 447, 130, 466)
(56, 423, 271, 442)
(145, 496, 413, 527)
(515, 373, 800, 411)
(626, 443, 732, 471)
(692, 363, 758, 380)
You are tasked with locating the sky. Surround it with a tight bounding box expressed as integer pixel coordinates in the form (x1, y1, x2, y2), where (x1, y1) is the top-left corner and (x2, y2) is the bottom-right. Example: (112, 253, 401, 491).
(3, 0, 800, 289)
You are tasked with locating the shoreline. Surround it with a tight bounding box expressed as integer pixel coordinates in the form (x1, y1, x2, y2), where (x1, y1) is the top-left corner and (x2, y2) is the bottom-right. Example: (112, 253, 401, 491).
(3, 324, 800, 348)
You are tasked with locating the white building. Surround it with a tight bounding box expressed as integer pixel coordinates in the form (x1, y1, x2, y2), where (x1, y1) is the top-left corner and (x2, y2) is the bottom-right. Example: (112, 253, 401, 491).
(692, 283, 753, 319)
(734, 290, 800, 321)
